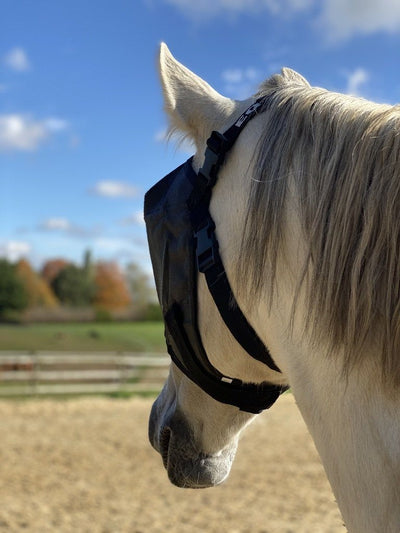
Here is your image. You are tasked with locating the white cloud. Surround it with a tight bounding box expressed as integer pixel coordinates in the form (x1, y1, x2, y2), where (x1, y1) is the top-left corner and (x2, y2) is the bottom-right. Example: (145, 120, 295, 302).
(221, 69, 244, 84)
(40, 218, 73, 232)
(163, 0, 312, 20)
(318, 0, 400, 42)
(120, 211, 145, 227)
(221, 67, 260, 85)
(4, 47, 30, 72)
(0, 115, 47, 151)
(39, 218, 101, 239)
(90, 181, 138, 198)
(345, 68, 369, 96)
(161, 0, 400, 42)
(95, 237, 129, 250)
(221, 66, 263, 99)
(0, 114, 69, 152)
(0, 241, 31, 262)
(93, 237, 134, 255)
(43, 118, 69, 132)
(154, 128, 168, 143)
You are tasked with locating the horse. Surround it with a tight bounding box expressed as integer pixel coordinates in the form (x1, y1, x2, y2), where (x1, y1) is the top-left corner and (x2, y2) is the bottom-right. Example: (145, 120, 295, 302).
(148, 43, 400, 533)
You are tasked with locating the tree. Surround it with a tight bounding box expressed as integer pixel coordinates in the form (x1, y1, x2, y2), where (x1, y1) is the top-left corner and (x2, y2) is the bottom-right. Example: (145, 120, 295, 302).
(94, 261, 131, 310)
(82, 249, 94, 279)
(124, 262, 161, 320)
(51, 264, 95, 307)
(16, 259, 58, 308)
(125, 262, 157, 308)
(41, 259, 70, 285)
(0, 259, 28, 317)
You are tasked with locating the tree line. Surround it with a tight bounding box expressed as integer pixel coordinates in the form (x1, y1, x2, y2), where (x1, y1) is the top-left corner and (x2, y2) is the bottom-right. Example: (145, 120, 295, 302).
(0, 251, 161, 323)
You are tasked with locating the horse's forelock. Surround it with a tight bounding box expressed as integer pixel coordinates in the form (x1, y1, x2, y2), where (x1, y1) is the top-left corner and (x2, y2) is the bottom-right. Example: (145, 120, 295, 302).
(238, 81, 400, 389)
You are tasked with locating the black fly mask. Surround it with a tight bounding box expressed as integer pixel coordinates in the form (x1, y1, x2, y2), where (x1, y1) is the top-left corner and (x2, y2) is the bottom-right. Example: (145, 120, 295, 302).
(144, 97, 288, 414)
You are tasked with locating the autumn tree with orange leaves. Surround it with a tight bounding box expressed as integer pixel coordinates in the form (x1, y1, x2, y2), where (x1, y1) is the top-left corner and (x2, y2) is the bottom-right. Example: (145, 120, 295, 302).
(16, 259, 58, 308)
(94, 261, 131, 310)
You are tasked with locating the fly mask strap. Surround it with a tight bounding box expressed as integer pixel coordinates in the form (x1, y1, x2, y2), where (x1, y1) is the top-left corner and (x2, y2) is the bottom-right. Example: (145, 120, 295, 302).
(189, 96, 282, 374)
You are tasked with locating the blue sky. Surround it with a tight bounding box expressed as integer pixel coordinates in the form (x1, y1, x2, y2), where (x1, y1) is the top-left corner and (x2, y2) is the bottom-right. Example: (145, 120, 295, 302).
(1, 0, 400, 274)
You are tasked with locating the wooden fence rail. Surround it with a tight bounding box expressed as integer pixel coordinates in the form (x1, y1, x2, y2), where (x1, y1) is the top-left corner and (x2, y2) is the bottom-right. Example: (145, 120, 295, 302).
(0, 351, 170, 397)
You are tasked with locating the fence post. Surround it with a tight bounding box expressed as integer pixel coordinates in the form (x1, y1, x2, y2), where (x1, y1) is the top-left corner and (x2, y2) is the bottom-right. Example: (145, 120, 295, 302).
(32, 352, 39, 395)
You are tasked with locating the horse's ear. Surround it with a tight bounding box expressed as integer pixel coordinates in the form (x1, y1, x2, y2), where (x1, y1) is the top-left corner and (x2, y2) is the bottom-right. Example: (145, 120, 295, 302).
(258, 67, 310, 93)
(281, 68, 310, 87)
(158, 43, 233, 146)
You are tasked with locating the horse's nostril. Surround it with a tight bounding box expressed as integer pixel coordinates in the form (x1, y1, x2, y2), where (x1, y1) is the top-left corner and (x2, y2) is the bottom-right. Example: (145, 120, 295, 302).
(159, 427, 171, 469)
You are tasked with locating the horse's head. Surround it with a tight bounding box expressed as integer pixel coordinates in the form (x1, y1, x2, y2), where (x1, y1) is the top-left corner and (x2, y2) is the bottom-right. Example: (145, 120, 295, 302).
(145, 44, 400, 533)
(147, 44, 288, 488)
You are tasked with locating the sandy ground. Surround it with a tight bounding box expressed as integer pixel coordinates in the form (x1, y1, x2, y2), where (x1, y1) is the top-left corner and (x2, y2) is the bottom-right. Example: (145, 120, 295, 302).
(0, 394, 345, 533)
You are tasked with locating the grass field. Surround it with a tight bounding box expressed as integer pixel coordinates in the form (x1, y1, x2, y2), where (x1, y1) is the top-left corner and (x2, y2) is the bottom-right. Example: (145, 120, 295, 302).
(0, 322, 165, 352)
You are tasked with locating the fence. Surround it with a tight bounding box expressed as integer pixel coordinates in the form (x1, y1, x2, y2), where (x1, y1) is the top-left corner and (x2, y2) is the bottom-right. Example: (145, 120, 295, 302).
(0, 351, 170, 397)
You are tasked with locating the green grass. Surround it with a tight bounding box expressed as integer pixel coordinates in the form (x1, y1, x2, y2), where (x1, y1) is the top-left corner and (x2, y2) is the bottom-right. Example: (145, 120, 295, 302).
(0, 322, 165, 352)
(0, 390, 161, 402)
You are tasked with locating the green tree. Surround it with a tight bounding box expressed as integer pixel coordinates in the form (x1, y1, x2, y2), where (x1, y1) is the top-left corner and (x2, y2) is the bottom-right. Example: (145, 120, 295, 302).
(51, 264, 95, 307)
(0, 259, 28, 317)
(83, 249, 94, 279)
(125, 262, 161, 320)
(125, 262, 156, 308)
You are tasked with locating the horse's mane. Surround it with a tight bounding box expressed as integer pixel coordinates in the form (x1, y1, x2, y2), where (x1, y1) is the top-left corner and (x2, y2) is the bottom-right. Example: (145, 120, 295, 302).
(239, 69, 400, 387)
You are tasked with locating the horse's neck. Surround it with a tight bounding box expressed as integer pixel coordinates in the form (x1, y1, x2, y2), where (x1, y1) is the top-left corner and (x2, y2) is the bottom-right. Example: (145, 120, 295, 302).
(255, 259, 400, 532)
(268, 204, 400, 532)
(211, 128, 400, 532)
(255, 247, 400, 532)
(288, 344, 400, 533)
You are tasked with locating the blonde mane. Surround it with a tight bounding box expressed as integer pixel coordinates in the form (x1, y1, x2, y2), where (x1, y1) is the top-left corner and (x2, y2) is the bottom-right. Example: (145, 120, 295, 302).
(239, 70, 400, 387)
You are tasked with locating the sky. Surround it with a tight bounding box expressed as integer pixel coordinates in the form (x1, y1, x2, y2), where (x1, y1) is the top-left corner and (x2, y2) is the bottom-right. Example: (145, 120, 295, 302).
(1, 0, 400, 275)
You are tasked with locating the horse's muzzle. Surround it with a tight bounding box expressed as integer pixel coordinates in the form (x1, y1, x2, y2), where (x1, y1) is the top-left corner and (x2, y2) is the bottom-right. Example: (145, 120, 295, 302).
(149, 399, 237, 489)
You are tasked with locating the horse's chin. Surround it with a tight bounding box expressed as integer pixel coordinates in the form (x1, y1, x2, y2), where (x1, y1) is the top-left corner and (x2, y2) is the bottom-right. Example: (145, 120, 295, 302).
(167, 457, 233, 489)
(162, 429, 237, 489)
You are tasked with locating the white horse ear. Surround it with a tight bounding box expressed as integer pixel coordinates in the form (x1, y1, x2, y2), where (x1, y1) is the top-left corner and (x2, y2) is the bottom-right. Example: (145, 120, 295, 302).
(258, 67, 310, 94)
(281, 67, 310, 87)
(158, 43, 233, 147)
